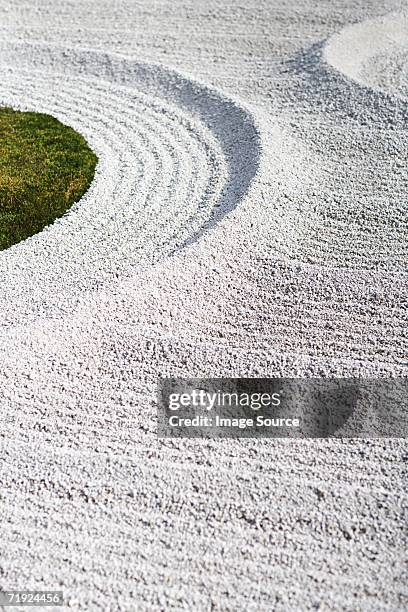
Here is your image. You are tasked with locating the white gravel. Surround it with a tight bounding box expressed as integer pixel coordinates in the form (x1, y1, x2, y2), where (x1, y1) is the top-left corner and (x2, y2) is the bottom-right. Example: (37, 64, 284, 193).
(0, 1, 407, 610)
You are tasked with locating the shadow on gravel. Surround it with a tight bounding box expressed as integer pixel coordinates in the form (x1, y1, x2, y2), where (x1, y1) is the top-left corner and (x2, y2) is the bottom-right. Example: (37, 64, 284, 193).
(72, 48, 263, 250)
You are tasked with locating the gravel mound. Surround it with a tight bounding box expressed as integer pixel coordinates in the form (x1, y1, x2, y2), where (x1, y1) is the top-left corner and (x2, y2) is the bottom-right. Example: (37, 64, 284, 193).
(325, 10, 408, 99)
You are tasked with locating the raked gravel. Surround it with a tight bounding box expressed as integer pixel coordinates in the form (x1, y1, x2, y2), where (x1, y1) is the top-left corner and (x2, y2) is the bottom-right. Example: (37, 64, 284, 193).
(0, 1, 407, 610)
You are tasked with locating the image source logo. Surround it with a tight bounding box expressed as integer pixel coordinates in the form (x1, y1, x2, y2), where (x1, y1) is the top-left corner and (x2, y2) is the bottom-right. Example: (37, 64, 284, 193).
(158, 378, 408, 439)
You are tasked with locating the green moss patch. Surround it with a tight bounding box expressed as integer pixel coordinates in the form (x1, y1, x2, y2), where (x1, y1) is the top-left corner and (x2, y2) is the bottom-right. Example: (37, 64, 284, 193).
(0, 108, 98, 251)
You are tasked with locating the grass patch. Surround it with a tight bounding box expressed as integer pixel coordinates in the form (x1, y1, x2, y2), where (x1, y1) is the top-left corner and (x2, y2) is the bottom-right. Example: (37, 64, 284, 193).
(0, 107, 98, 251)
